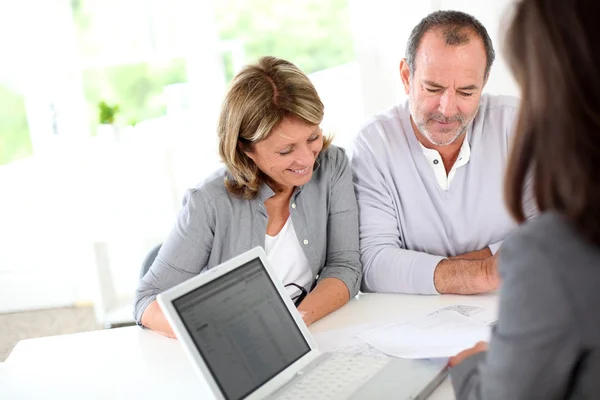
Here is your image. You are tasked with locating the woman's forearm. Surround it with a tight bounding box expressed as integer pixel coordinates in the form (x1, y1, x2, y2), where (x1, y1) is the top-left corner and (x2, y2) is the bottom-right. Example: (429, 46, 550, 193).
(140, 300, 176, 338)
(297, 277, 350, 326)
(141, 278, 350, 335)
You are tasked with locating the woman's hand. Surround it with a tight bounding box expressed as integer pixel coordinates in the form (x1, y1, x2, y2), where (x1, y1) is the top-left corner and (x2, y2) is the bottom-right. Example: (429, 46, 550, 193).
(448, 341, 488, 367)
(140, 300, 177, 339)
(296, 278, 350, 326)
(298, 311, 310, 325)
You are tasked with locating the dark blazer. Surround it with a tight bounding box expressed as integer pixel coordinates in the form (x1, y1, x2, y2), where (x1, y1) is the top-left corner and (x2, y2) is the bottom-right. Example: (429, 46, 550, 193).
(450, 212, 600, 399)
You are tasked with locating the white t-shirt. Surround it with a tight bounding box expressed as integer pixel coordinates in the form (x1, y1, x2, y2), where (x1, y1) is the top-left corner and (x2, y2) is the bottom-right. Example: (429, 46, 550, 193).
(265, 216, 313, 299)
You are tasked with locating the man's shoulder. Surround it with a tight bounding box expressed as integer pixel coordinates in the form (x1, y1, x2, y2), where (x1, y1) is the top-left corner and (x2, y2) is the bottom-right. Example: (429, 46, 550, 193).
(473, 94, 520, 140)
(480, 94, 519, 113)
(356, 103, 410, 143)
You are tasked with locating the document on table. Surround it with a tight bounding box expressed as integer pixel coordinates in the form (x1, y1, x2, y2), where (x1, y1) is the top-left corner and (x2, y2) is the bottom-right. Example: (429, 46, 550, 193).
(357, 305, 495, 359)
(312, 321, 397, 355)
(330, 335, 390, 358)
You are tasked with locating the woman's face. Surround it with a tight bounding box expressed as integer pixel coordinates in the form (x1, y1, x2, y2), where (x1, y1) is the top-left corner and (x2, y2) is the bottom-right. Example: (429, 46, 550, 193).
(245, 116, 323, 191)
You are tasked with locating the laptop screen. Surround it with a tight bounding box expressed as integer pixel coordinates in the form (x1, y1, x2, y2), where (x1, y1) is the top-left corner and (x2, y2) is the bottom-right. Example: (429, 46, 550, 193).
(172, 256, 311, 400)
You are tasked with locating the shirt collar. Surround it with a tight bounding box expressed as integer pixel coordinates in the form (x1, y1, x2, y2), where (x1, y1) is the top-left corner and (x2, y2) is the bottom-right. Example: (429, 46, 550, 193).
(419, 134, 471, 169)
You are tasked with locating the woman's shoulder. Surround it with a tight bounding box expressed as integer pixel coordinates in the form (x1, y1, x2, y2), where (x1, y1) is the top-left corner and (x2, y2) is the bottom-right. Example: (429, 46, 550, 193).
(187, 167, 234, 206)
(319, 144, 349, 165)
(313, 144, 351, 180)
(501, 211, 600, 277)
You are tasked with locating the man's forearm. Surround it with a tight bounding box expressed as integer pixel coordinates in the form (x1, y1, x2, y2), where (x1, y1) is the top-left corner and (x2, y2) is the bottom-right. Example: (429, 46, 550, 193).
(297, 277, 350, 326)
(434, 257, 498, 294)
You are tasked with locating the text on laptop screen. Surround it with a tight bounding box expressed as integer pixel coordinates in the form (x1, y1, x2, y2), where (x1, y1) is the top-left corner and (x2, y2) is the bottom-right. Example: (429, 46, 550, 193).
(172, 257, 311, 400)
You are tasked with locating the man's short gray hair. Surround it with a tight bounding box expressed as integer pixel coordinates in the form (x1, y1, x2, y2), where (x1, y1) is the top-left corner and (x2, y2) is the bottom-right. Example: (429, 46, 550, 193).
(405, 10, 496, 79)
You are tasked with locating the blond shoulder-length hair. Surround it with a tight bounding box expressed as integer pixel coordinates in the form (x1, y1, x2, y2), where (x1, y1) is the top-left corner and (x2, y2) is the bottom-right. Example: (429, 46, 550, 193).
(218, 56, 332, 200)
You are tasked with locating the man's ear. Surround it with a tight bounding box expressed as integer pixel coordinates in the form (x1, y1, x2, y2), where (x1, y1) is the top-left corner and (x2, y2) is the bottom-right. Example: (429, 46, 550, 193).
(400, 58, 411, 95)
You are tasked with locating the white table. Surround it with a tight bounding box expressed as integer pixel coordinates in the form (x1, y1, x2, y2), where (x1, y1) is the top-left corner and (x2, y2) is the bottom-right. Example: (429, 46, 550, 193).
(0, 293, 497, 399)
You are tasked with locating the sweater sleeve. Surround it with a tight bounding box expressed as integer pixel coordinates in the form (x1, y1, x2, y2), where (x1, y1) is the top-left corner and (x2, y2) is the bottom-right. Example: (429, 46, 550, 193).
(351, 131, 443, 294)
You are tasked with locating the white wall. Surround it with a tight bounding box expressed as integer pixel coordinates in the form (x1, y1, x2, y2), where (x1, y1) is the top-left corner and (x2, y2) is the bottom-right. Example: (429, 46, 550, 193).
(0, 0, 226, 313)
(441, 0, 519, 97)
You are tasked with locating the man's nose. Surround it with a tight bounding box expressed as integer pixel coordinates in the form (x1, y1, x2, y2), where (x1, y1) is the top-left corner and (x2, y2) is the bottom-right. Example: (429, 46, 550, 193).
(438, 91, 458, 117)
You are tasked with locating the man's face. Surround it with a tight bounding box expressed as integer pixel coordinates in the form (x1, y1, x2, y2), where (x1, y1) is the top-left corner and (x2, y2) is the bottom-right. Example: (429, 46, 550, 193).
(401, 30, 488, 146)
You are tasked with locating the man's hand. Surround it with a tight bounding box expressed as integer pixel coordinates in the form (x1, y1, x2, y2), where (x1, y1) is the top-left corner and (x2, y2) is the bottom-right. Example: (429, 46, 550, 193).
(434, 251, 499, 294)
(448, 341, 488, 367)
(481, 253, 500, 290)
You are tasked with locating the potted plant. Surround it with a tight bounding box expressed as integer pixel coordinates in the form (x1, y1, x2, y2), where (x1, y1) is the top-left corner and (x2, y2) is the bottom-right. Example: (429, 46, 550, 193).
(96, 101, 121, 141)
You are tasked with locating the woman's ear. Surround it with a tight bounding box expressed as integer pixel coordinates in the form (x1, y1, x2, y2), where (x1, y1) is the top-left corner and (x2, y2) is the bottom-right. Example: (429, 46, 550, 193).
(239, 140, 255, 161)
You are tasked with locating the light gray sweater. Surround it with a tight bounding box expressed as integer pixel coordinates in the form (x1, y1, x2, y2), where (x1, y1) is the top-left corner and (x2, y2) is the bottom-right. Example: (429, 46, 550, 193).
(351, 94, 520, 294)
(451, 212, 600, 399)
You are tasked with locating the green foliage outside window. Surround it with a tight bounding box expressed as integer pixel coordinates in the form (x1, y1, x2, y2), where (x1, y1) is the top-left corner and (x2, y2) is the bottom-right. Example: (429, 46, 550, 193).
(0, 85, 32, 165)
(97, 101, 120, 124)
(215, 0, 354, 81)
(82, 59, 187, 135)
(1, 0, 354, 165)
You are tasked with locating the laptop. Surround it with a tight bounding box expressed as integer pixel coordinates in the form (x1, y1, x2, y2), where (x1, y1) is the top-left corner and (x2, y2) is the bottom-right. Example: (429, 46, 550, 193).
(157, 246, 448, 400)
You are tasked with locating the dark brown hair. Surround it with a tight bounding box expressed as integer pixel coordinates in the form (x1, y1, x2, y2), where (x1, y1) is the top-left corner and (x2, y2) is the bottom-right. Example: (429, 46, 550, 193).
(504, 0, 600, 243)
(406, 10, 495, 79)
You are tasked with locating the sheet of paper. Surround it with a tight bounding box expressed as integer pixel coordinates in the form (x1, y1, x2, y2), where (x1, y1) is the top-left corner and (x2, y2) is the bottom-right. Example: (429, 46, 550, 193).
(330, 336, 390, 358)
(357, 306, 493, 359)
(438, 304, 497, 326)
(312, 320, 402, 353)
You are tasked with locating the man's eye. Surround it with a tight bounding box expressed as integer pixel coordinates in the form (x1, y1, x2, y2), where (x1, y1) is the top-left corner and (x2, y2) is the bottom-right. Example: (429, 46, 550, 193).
(460, 92, 474, 97)
(425, 88, 441, 93)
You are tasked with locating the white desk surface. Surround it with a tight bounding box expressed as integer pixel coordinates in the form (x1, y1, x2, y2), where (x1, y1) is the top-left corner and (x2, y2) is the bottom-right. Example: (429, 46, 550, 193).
(0, 292, 497, 399)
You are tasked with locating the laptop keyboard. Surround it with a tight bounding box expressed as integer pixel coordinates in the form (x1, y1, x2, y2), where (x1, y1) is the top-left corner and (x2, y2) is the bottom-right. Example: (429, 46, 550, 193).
(275, 353, 391, 399)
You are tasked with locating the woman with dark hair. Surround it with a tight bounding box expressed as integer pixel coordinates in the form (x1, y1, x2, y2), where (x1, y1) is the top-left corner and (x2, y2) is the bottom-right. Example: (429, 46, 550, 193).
(448, 0, 600, 398)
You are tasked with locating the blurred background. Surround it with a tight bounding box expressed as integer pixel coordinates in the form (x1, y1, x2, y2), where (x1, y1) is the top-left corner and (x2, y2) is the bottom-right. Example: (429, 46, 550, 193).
(0, 0, 519, 360)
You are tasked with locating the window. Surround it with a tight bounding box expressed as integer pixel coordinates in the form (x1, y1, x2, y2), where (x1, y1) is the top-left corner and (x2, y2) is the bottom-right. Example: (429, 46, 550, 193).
(71, 0, 191, 132)
(214, 0, 355, 79)
(0, 85, 32, 165)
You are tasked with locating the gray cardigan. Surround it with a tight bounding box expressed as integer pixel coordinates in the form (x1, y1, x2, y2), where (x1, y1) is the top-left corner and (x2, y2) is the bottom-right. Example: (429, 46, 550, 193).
(450, 212, 600, 399)
(134, 145, 362, 324)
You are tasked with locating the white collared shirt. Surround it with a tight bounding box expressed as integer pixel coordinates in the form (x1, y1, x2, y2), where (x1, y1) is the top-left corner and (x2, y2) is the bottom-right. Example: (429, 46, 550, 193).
(419, 135, 471, 191)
